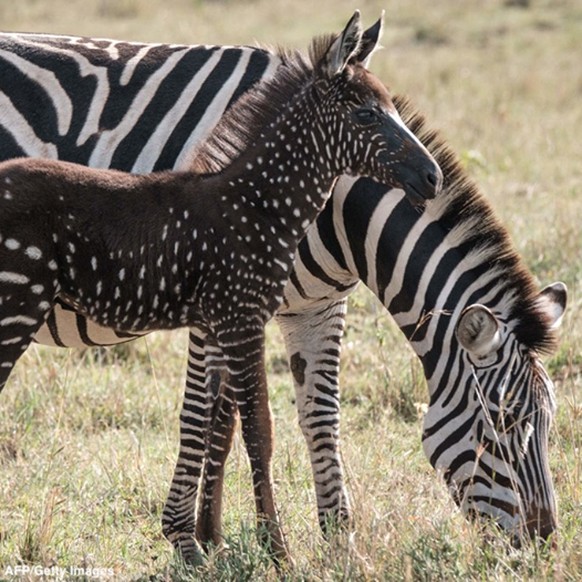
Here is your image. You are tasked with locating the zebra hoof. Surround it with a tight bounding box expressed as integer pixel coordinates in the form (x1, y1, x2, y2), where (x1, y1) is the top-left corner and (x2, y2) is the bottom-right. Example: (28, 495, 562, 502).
(319, 505, 352, 540)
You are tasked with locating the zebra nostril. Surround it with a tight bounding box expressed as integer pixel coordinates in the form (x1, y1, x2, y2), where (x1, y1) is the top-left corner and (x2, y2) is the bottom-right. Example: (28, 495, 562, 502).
(427, 171, 437, 186)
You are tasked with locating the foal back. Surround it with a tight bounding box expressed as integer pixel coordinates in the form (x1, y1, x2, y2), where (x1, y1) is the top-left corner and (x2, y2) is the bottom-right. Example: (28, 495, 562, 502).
(0, 159, 212, 333)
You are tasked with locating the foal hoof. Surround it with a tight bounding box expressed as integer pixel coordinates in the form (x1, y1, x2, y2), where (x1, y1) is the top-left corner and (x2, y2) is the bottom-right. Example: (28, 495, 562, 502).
(208, 539, 230, 554)
(265, 538, 294, 572)
(174, 535, 206, 567)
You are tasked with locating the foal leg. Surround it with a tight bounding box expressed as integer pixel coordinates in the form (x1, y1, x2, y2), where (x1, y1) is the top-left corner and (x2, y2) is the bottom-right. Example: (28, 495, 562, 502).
(194, 338, 238, 550)
(0, 264, 56, 392)
(217, 322, 290, 567)
(196, 381, 238, 549)
(276, 299, 351, 535)
(161, 327, 211, 565)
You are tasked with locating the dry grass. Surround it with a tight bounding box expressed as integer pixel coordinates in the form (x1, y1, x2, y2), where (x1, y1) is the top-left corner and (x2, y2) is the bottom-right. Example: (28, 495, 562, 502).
(0, 0, 581, 579)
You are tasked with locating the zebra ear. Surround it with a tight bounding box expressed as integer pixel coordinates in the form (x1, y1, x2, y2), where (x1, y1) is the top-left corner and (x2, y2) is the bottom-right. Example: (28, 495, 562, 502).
(350, 11, 384, 68)
(537, 282, 568, 329)
(321, 11, 364, 78)
(456, 304, 502, 358)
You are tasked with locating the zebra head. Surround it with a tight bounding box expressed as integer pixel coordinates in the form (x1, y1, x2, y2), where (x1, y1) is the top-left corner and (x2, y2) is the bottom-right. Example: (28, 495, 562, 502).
(423, 282, 567, 542)
(306, 11, 443, 204)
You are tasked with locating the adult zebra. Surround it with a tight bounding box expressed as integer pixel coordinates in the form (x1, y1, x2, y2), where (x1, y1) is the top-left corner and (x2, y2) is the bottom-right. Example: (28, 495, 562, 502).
(0, 26, 566, 558)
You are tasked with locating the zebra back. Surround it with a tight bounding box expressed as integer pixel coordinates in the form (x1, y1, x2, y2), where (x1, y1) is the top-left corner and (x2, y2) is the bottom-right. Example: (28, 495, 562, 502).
(0, 33, 279, 171)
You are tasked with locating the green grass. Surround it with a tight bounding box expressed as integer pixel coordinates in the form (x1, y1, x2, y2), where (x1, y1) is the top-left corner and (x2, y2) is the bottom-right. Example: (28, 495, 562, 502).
(0, 0, 581, 579)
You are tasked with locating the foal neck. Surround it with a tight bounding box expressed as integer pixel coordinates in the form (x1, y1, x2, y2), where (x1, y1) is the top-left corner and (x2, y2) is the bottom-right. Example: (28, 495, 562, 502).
(212, 88, 341, 243)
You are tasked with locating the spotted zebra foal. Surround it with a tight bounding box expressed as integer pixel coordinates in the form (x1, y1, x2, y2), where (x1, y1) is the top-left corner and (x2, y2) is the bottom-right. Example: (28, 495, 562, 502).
(0, 12, 441, 565)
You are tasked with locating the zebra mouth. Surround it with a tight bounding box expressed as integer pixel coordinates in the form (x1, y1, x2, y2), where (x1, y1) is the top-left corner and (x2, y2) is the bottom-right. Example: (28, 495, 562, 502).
(404, 182, 429, 208)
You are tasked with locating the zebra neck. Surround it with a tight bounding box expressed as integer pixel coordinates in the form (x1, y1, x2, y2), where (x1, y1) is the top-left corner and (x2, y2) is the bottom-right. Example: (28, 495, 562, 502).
(330, 180, 509, 382)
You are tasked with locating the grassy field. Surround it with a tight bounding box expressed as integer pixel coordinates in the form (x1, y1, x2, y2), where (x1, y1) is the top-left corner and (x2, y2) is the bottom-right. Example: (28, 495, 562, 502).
(0, 0, 581, 579)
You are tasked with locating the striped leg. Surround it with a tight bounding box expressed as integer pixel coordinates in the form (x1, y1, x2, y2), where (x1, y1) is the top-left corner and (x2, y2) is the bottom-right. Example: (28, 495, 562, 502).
(196, 390, 238, 547)
(196, 382, 238, 549)
(196, 300, 351, 544)
(158, 329, 236, 551)
(194, 337, 237, 550)
(162, 327, 233, 563)
(276, 299, 351, 534)
(0, 270, 56, 392)
(216, 321, 289, 567)
(161, 327, 211, 565)
(190, 348, 249, 550)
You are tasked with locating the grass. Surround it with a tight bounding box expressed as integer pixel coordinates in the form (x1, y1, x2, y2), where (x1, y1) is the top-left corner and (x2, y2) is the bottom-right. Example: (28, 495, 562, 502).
(0, 0, 581, 579)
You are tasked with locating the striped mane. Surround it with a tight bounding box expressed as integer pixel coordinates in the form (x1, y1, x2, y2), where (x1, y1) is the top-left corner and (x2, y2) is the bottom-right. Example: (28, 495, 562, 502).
(189, 46, 313, 175)
(393, 94, 557, 354)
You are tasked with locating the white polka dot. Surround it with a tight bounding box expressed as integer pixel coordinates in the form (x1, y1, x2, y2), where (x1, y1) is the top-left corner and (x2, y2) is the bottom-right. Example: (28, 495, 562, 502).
(0, 271, 29, 284)
(25, 246, 42, 260)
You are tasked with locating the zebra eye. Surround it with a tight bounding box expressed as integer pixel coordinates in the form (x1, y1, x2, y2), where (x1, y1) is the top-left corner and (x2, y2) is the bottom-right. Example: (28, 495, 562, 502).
(503, 412, 518, 429)
(497, 400, 525, 432)
(505, 401, 524, 425)
(354, 108, 378, 125)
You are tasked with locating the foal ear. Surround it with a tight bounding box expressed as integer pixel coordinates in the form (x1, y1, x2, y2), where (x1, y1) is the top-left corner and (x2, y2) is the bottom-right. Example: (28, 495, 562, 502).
(350, 11, 384, 68)
(537, 282, 568, 329)
(321, 10, 364, 78)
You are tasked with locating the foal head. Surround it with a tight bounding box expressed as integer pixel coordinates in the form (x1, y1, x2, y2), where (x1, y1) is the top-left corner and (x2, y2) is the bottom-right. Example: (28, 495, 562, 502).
(192, 12, 442, 207)
(306, 11, 443, 204)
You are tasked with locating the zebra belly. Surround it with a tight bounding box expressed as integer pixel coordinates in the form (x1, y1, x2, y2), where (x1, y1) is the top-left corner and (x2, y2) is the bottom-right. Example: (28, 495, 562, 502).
(33, 300, 145, 347)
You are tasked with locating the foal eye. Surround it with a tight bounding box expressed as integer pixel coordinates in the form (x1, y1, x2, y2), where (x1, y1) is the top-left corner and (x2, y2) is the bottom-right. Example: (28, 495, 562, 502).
(354, 108, 378, 125)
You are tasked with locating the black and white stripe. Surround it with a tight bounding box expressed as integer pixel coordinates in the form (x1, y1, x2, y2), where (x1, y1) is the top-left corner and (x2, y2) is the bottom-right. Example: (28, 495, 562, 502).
(0, 33, 278, 170)
(0, 32, 565, 547)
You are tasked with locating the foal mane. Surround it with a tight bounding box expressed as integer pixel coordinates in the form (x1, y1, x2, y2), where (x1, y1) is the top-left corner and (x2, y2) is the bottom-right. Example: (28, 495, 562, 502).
(189, 46, 314, 175)
(190, 31, 347, 176)
(393, 94, 558, 355)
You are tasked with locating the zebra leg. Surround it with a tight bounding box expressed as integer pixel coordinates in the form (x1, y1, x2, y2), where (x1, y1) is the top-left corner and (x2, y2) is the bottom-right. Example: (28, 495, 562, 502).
(161, 327, 211, 565)
(217, 323, 290, 567)
(276, 299, 351, 535)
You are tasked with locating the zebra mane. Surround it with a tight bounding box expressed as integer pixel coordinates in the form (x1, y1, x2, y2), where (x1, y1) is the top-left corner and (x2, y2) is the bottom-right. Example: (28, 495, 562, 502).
(392, 94, 558, 354)
(189, 45, 315, 175)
